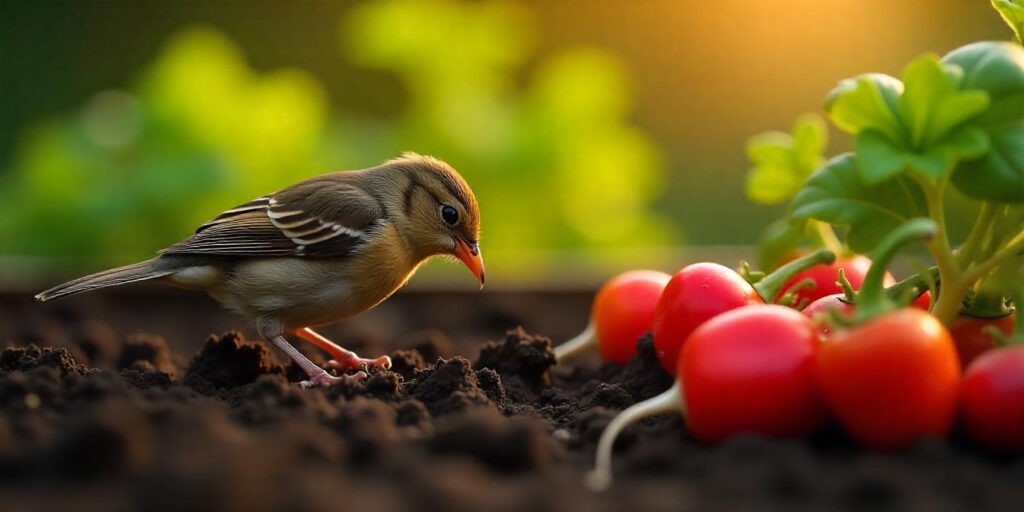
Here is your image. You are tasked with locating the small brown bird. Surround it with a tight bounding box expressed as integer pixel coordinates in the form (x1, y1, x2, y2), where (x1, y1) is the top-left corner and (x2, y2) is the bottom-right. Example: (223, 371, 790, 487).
(36, 153, 484, 387)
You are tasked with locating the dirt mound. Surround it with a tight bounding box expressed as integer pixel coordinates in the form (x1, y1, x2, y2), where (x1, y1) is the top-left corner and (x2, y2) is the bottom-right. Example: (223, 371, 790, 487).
(184, 332, 285, 391)
(0, 325, 1021, 512)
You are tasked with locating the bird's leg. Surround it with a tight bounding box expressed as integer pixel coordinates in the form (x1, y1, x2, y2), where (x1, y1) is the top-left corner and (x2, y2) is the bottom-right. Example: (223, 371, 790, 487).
(294, 327, 392, 372)
(269, 335, 366, 388)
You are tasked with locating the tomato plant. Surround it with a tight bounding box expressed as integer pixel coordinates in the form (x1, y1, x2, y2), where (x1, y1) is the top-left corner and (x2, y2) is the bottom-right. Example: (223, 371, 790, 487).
(738, 2, 1024, 331)
(553, 270, 670, 366)
(787, 44, 1024, 327)
(586, 305, 824, 490)
(816, 220, 961, 450)
(652, 249, 834, 375)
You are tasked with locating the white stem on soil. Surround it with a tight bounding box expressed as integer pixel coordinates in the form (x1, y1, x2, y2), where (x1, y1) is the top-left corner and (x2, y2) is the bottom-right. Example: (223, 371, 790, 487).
(553, 322, 598, 361)
(584, 381, 684, 492)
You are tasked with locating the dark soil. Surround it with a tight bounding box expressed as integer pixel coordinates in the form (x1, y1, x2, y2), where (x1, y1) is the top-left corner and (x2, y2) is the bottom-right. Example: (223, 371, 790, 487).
(0, 291, 1021, 512)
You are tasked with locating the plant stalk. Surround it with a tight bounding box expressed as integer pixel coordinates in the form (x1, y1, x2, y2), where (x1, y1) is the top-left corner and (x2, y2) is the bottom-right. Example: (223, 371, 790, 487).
(853, 218, 937, 322)
(918, 178, 965, 325)
(956, 202, 997, 268)
(883, 266, 940, 305)
(962, 230, 1024, 286)
(753, 248, 836, 302)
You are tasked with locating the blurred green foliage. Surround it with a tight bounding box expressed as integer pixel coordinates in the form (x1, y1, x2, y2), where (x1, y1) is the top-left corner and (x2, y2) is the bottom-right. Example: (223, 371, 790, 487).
(0, 0, 670, 277)
(744, 114, 827, 205)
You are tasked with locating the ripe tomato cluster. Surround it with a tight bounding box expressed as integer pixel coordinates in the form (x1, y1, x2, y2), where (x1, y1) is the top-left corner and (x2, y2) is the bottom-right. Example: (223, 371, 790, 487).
(578, 221, 1023, 491)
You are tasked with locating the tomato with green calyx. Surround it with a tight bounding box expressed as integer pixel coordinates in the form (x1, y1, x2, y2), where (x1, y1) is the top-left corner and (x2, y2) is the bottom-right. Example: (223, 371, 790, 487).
(817, 219, 961, 450)
(950, 312, 1016, 368)
(554, 270, 670, 366)
(652, 249, 835, 375)
(585, 305, 825, 491)
(961, 344, 1024, 452)
(820, 309, 960, 449)
(951, 270, 1019, 367)
(803, 267, 936, 339)
(775, 255, 896, 306)
(959, 264, 1023, 452)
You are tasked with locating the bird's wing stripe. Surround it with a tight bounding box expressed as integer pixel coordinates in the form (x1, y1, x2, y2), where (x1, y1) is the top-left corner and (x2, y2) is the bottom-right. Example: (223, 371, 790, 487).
(165, 186, 378, 258)
(267, 209, 305, 220)
(197, 196, 272, 232)
(268, 207, 368, 247)
(291, 231, 347, 245)
(273, 218, 319, 230)
(281, 223, 332, 238)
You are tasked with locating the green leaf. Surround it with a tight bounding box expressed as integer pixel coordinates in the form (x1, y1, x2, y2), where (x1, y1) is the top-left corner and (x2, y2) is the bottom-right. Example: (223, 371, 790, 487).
(898, 55, 990, 148)
(792, 113, 828, 171)
(952, 122, 1024, 202)
(826, 55, 991, 185)
(855, 126, 988, 184)
(791, 153, 928, 253)
(855, 130, 910, 184)
(943, 42, 1024, 125)
(746, 160, 803, 204)
(825, 73, 904, 142)
(992, 0, 1024, 44)
(744, 114, 827, 205)
(942, 42, 1024, 202)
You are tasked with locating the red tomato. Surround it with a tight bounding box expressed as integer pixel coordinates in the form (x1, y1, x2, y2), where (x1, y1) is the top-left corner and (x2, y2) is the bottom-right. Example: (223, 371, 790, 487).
(680, 305, 827, 443)
(802, 293, 856, 339)
(592, 270, 671, 365)
(949, 313, 1016, 368)
(653, 263, 761, 375)
(776, 255, 894, 306)
(817, 309, 960, 450)
(961, 345, 1024, 452)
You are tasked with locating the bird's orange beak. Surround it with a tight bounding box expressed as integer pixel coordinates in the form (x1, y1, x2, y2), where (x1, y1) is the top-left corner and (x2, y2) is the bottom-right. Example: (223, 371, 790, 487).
(454, 238, 485, 288)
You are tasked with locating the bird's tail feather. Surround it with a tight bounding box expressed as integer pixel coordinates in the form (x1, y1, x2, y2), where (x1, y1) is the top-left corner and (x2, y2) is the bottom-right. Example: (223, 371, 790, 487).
(35, 259, 173, 301)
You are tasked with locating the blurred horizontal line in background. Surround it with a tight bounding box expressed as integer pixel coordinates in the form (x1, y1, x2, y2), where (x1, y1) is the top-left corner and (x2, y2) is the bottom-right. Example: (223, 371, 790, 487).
(0, 245, 757, 292)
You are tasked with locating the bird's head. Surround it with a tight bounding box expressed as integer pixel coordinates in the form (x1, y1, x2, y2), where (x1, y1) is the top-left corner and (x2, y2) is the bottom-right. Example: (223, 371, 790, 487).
(383, 153, 484, 287)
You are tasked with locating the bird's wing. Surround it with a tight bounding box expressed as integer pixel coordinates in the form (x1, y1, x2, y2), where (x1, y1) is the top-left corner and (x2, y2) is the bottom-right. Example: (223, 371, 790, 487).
(160, 179, 385, 258)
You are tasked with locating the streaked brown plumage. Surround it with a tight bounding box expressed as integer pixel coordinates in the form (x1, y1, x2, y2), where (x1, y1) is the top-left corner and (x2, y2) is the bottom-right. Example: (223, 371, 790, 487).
(36, 153, 484, 387)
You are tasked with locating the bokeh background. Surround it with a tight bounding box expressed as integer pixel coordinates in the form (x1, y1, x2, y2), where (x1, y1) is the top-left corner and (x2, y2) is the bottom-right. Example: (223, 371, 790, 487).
(0, 0, 1010, 290)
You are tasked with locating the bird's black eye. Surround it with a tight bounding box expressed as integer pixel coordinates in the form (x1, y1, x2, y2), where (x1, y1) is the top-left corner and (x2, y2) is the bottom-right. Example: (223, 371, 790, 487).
(440, 205, 459, 226)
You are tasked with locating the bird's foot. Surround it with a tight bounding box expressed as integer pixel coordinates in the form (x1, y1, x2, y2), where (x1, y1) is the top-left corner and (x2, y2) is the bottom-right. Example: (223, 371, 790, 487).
(298, 370, 368, 389)
(327, 354, 392, 373)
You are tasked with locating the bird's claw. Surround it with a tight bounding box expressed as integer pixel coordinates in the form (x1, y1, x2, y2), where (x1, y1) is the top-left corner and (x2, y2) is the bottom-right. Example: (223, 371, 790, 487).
(327, 354, 392, 373)
(298, 370, 368, 389)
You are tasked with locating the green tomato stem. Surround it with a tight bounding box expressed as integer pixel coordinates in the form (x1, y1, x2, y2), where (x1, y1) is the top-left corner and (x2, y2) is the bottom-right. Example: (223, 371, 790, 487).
(917, 178, 966, 326)
(854, 219, 938, 322)
(883, 266, 940, 305)
(837, 268, 858, 302)
(956, 203, 997, 269)
(962, 230, 1024, 286)
(752, 248, 836, 302)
